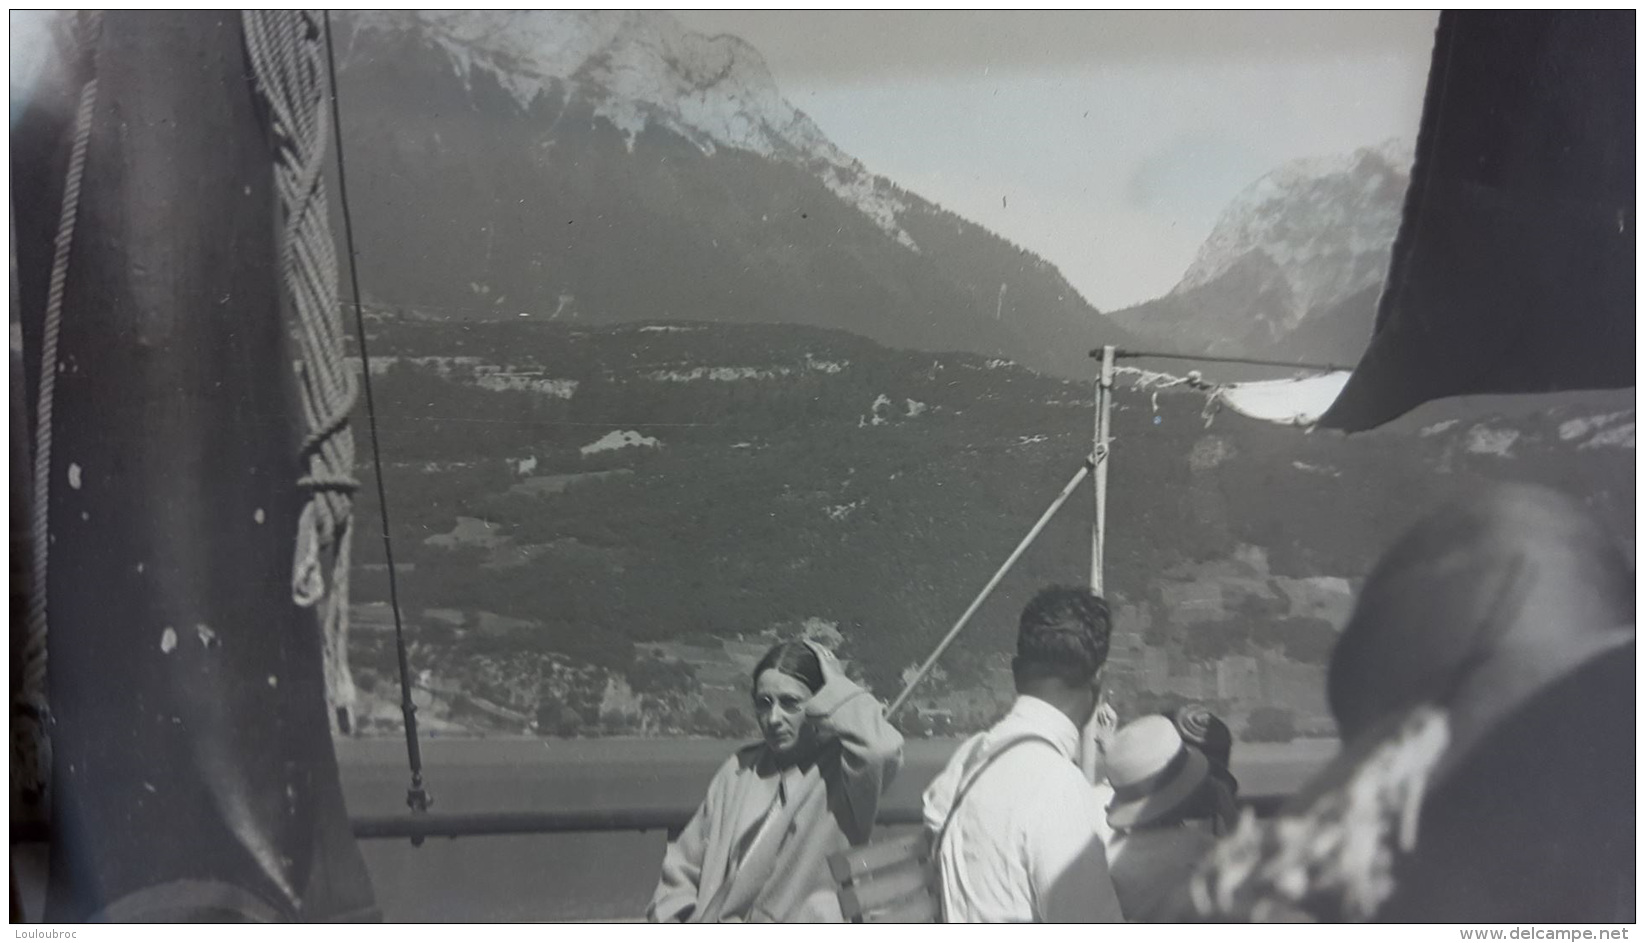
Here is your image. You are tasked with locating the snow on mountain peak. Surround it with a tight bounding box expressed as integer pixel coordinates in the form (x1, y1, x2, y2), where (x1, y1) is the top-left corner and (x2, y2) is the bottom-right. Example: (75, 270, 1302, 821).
(349, 10, 918, 249)
(1173, 139, 1414, 328)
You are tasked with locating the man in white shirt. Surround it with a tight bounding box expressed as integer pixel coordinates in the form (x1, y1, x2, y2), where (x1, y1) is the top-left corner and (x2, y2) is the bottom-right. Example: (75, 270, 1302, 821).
(921, 586, 1124, 922)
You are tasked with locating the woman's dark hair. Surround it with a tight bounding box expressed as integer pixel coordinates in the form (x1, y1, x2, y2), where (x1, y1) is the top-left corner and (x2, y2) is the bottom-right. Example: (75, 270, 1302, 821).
(751, 641, 824, 695)
(1167, 704, 1234, 772)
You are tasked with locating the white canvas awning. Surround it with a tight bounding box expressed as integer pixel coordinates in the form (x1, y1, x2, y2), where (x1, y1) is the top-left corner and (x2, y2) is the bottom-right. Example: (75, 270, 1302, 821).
(1214, 371, 1352, 427)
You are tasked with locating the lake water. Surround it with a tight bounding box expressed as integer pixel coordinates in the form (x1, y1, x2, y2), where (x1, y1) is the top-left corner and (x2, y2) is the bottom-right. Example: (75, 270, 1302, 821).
(336, 735, 1336, 922)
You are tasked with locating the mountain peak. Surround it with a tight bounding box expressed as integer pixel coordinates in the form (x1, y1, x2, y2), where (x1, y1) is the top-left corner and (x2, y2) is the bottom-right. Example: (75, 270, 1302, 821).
(1110, 141, 1414, 364)
(347, 11, 920, 246)
(1368, 136, 1416, 169)
(352, 12, 805, 153)
(1174, 140, 1412, 327)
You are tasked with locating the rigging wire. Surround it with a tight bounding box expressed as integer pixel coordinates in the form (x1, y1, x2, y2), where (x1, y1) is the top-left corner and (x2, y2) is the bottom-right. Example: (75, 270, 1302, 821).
(320, 10, 432, 830)
(1097, 346, 1351, 373)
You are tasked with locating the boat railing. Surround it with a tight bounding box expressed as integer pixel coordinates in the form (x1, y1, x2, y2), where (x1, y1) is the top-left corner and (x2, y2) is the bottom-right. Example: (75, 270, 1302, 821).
(10, 794, 1287, 845)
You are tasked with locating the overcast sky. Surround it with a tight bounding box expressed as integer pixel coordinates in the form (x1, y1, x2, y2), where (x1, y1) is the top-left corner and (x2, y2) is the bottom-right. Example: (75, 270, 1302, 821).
(675, 11, 1438, 311)
(10, 11, 1439, 311)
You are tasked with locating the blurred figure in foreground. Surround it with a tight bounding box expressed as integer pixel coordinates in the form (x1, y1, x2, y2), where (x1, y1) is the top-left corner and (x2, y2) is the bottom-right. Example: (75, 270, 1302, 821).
(1183, 484, 1635, 922)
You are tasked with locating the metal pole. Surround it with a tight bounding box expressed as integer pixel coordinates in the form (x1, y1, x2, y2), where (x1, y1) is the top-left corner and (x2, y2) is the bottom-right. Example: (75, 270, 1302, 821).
(1103, 347, 1349, 373)
(1082, 345, 1116, 782)
(887, 456, 1096, 718)
(1091, 345, 1115, 593)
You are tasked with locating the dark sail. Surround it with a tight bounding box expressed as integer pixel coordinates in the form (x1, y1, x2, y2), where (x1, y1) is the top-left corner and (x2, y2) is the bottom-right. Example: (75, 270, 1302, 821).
(12, 12, 376, 921)
(1318, 11, 1635, 432)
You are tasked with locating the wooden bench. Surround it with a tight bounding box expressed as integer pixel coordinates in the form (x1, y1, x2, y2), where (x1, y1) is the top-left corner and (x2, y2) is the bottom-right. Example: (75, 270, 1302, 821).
(828, 831, 940, 923)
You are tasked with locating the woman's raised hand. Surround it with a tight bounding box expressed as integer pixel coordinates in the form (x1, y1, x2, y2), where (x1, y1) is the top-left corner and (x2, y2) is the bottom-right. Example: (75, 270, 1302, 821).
(811, 641, 845, 688)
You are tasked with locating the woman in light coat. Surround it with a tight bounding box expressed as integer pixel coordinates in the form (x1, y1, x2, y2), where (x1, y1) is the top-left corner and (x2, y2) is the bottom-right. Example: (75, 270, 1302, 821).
(649, 640, 903, 923)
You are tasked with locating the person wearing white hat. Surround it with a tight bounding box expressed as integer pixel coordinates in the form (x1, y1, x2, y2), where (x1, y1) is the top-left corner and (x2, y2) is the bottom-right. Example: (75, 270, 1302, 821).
(1104, 715, 1219, 922)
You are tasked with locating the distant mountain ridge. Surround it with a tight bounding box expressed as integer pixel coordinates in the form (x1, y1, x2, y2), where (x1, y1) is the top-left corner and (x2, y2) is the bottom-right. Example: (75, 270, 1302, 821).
(1113, 140, 1413, 365)
(345, 10, 912, 240)
(332, 10, 1132, 379)
(341, 317, 1635, 740)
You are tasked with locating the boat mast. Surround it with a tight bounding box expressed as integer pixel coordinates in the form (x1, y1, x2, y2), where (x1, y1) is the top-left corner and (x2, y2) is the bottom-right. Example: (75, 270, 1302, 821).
(1081, 344, 1116, 783)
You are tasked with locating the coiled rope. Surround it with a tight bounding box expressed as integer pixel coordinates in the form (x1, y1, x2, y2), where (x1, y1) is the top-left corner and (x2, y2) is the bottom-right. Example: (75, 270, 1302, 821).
(243, 10, 362, 733)
(17, 10, 104, 804)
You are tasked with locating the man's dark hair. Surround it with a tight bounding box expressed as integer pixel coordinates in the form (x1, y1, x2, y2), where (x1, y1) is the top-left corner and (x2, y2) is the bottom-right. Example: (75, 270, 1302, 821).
(1013, 585, 1112, 687)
